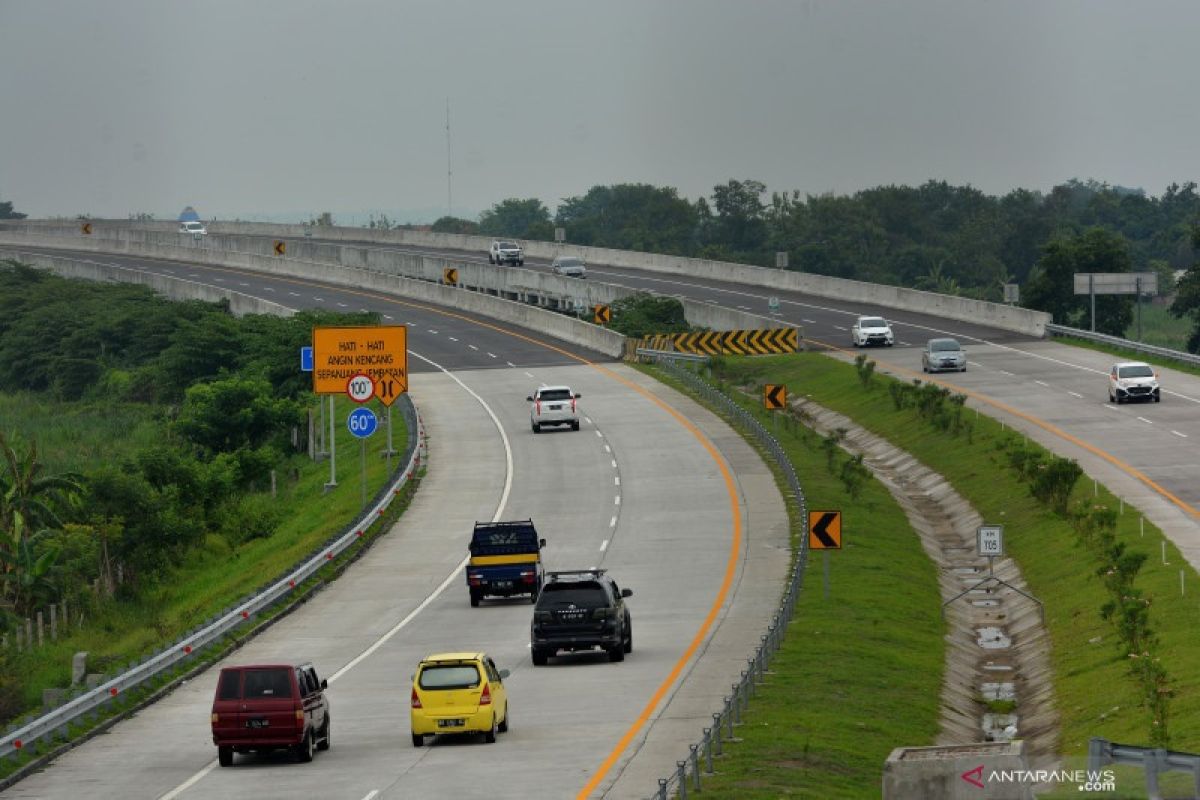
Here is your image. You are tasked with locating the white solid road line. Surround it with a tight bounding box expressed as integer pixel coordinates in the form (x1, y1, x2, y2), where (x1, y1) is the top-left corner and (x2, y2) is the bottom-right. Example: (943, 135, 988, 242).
(1172, 430, 1188, 438)
(157, 349, 515, 800)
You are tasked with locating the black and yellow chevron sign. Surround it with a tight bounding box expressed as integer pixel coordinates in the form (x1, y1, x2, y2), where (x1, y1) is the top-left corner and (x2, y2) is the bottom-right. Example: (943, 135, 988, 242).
(658, 327, 799, 356)
(273, 240, 287, 256)
(764, 384, 787, 410)
(443, 267, 459, 285)
(808, 510, 842, 549)
(594, 305, 612, 324)
(80, 222, 93, 235)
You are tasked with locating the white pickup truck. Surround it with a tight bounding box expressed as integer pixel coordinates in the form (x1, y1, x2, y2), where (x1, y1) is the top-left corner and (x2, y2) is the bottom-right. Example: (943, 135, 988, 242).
(489, 240, 524, 266)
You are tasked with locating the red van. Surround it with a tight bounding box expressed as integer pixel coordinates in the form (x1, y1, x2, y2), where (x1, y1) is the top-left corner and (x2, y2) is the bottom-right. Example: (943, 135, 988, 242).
(210, 662, 331, 766)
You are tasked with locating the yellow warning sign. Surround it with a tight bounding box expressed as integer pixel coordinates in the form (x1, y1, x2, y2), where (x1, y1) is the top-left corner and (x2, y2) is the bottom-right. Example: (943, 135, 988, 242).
(312, 326, 408, 395)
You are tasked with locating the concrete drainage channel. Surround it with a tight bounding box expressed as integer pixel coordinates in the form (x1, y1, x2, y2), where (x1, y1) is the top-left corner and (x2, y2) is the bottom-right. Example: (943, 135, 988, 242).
(791, 398, 1059, 764)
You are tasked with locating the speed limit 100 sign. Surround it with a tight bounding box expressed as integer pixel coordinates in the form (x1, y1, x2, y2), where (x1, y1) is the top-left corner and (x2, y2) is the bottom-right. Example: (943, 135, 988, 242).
(346, 373, 375, 403)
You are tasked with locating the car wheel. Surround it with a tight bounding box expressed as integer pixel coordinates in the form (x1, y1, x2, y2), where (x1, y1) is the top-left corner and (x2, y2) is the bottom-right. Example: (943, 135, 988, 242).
(532, 422, 541, 433)
(571, 420, 580, 431)
(470, 589, 481, 608)
(518, 260, 524, 266)
(498, 703, 509, 733)
(295, 731, 314, 763)
(922, 363, 928, 373)
(484, 715, 498, 744)
(624, 623, 632, 654)
(531, 648, 548, 666)
(1155, 394, 1161, 403)
(607, 643, 625, 662)
(317, 716, 331, 751)
(412, 733, 424, 748)
(961, 366, 967, 372)
(218, 746, 233, 767)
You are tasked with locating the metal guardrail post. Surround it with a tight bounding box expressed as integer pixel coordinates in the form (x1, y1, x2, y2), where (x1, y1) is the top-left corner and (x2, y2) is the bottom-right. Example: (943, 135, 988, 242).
(712, 713, 724, 755)
(702, 727, 714, 773)
(690, 744, 701, 792)
(676, 761, 688, 799)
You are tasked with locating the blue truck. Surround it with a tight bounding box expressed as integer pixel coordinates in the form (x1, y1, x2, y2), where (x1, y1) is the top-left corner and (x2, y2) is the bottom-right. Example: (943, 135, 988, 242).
(465, 520, 546, 607)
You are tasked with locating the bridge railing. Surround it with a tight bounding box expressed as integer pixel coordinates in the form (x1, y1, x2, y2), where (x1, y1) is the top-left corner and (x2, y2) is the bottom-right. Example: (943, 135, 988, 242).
(642, 356, 809, 800)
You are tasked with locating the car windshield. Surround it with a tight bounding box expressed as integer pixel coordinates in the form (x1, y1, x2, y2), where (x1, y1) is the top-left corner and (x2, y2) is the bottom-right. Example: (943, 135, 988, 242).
(1119, 365, 1154, 379)
(539, 582, 609, 608)
(860, 318, 886, 328)
(557, 258, 582, 267)
(419, 664, 481, 690)
(499, 241, 517, 248)
(537, 389, 573, 401)
(930, 340, 960, 352)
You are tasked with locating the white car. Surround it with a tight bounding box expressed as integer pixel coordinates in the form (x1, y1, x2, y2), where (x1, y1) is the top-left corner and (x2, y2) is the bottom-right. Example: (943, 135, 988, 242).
(551, 256, 587, 278)
(851, 316, 894, 347)
(489, 240, 524, 266)
(528, 385, 581, 432)
(1108, 362, 1160, 404)
(179, 221, 208, 236)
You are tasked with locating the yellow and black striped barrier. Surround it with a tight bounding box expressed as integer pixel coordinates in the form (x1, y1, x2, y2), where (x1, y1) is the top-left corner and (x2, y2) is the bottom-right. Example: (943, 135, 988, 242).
(636, 328, 798, 356)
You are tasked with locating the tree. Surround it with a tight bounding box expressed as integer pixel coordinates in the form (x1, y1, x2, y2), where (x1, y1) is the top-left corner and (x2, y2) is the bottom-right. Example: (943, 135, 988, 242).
(431, 216, 480, 235)
(1024, 227, 1134, 335)
(0, 432, 84, 615)
(607, 293, 691, 339)
(478, 198, 553, 240)
(709, 179, 768, 256)
(0, 201, 26, 220)
(554, 184, 698, 253)
(175, 376, 304, 455)
(1169, 222, 1200, 353)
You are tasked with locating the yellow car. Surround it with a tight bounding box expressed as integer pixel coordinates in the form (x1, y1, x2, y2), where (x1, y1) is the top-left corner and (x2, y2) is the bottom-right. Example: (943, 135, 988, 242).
(410, 652, 510, 747)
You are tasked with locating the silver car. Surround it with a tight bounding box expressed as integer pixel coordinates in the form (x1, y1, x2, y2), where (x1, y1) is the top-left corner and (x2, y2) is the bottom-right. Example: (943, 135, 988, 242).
(551, 256, 587, 278)
(921, 338, 967, 373)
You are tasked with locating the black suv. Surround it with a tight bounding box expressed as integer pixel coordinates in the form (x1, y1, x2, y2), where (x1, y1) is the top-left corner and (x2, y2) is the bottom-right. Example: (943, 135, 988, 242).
(531, 569, 632, 665)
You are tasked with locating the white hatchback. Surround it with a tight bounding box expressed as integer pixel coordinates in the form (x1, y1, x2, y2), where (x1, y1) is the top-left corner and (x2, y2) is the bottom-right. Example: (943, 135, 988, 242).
(1108, 362, 1160, 404)
(528, 385, 581, 432)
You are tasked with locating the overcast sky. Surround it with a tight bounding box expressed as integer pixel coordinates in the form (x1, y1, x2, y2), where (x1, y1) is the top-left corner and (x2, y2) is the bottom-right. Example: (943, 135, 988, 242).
(3, 0, 1198, 222)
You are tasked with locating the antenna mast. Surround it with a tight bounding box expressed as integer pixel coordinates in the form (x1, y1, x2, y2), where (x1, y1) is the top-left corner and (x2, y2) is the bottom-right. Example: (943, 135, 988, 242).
(445, 98, 452, 219)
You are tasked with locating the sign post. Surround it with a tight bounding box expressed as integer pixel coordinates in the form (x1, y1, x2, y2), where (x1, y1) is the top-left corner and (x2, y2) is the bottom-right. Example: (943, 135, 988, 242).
(808, 510, 842, 599)
(326, 396, 337, 490)
(1073, 272, 1158, 335)
(943, 523, 1043, 621)
(347, 407, 378, 509)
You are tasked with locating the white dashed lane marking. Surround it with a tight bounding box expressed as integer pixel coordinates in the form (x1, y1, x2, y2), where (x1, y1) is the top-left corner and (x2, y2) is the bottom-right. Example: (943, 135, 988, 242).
(1172, 430, 1188, 438)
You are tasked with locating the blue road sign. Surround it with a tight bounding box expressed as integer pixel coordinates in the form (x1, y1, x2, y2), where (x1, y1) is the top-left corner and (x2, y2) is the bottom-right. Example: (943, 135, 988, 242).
(300, 346, 313, 372)
(347, 407, 378, 438)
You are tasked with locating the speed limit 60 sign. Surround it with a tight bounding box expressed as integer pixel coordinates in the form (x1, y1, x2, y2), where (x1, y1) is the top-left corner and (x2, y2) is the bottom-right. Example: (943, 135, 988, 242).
(347, 373, 375, 403)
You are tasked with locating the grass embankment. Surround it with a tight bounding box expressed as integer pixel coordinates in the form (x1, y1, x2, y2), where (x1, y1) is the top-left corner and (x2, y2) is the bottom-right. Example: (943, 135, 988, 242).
(644, 363, 947, 799)
(686, 353, 1200, 798)
(2, 394, 405, 728)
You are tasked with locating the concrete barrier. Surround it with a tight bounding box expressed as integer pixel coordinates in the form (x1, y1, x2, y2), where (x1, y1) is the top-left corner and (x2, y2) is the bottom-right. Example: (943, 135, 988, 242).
(0, 234, 627, 359)
(0, 220, 1049, 337)
(0, 230, 796, 347)
(0, 248, 294, 318)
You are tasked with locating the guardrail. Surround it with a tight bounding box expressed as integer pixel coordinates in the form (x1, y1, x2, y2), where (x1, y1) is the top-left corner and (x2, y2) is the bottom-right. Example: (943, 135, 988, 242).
(1088, 737, 1200, 800)
(635, 348, 711, 364)
(644, 357, 808, 799)
(1045, 323, 1200, 368)
(0, 397, 424, 772)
